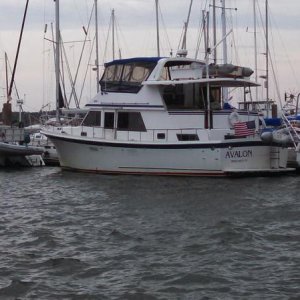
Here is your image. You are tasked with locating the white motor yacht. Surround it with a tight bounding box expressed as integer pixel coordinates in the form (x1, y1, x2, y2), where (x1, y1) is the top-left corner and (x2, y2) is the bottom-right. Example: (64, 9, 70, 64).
(42, 57, 294, 176)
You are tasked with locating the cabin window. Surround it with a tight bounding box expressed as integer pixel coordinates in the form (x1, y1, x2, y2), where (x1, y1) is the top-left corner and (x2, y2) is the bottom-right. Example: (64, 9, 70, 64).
(100, 61, 156, 93)
(163, 84, 221, 110)
(209, 87, 221, 109)
(117, 112, 146, 132)
(104, 112, 115, 129)
(82, 111, 101, 127)
(103, 64, 123, 82)
(157, 133, 165, 139)
(177, 134, 199, 141)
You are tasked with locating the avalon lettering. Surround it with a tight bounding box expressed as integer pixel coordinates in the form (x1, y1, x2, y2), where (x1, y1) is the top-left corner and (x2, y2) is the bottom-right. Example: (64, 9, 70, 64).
(225, 150, 253, 159)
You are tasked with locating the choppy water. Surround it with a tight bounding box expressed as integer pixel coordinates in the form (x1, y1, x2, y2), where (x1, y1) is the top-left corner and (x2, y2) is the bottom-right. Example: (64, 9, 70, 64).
(0, 167, 299, 300)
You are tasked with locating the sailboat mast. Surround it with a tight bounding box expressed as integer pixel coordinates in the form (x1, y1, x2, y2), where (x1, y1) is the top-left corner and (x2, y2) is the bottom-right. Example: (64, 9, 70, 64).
(265, 0, 269, 116)
(55, 0, 60, 122)
(221, 0, 228, 64)
(5, 52, 9, 101)
(155, 0, 160, 56)
(181, 0, 193, 51)
(212, 0, 217, 64)
(7, 0, 29, 102)
(112, 9, 115, 60)
(221, 0, 229, 103)
(253, 0, 258, 98)
(95, 0, 100, 93)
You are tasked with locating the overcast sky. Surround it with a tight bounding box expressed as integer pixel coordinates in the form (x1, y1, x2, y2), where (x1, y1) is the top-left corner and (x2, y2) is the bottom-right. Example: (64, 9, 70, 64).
(0, 0, 300, 112)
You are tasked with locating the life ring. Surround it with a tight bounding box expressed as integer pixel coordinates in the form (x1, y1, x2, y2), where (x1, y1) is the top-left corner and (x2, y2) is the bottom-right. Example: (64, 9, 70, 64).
(228, 111, 240, 127)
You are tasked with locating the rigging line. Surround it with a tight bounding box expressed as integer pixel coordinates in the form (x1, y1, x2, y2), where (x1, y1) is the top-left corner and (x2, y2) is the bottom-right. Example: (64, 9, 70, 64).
(177, 26, 185, 52)
(59, 38, 69, 109)
(60, 37, 79, 108)
(114, 19, 122, 59)
(195, 0, 210, 59)
(157, 2, 172, 55)
(103, 14, 113, 62)
(269, 53, 282, 108)
(50, 22, 58, 110)
(229, 2, 239, 64)
(7, 57, 20, 100)
(43, 0, 47, 107)
(8, 0, 29, 100)
(59, 37, 66, 105)
(231, 30, 240, 66)
(73, 0, 90, 31)
(51, 21, 75, 108)
(50, 22, 72, 108)
(228, 6, 240, 66)
(268, 9, 300, 89)
(79, 36, 96, 105)
(115, 19, 130, 58)
(268, 16, 282, 106)
(68, 3, 95, 106)
(194, 10, 205, 60)
(179, 0, 193, 51)
(257, 1, 282, 104)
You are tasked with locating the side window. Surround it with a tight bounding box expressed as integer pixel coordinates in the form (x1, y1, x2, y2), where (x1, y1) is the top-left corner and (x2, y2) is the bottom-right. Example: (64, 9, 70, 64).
(210, 87, 221, 109)
(82, 111, 101, 126)
(117, 112, 146, 131)
(104, 112, 115, 129)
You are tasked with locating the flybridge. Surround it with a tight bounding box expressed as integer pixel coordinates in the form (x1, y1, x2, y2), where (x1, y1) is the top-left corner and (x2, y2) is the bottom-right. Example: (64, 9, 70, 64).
(100, 57, 161, 93)
(100, 57, 207, 94)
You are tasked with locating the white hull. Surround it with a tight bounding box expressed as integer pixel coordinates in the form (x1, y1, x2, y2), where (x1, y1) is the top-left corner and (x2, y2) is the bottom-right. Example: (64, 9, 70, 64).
(48, 134, 291, 176)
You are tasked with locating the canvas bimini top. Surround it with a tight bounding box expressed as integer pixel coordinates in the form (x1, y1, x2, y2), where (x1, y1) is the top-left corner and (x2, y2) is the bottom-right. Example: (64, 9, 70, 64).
(100, 57, 164, 93)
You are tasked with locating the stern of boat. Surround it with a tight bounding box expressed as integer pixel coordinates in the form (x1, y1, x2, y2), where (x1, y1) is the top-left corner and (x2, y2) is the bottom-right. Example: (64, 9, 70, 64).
(221, 143, 292, 174)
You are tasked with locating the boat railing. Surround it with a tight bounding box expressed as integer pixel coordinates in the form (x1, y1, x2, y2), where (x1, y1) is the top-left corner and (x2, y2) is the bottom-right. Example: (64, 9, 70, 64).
(46, 124, 228, 143)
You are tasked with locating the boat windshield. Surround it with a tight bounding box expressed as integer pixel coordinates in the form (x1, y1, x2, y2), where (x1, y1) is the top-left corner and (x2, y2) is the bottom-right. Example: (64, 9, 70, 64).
(100, 61, 156, 93)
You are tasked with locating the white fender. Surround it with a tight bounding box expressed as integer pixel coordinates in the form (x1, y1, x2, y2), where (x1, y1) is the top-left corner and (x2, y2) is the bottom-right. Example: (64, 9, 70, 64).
(260, 131, 273, 142)
(272, 128, 291, 144)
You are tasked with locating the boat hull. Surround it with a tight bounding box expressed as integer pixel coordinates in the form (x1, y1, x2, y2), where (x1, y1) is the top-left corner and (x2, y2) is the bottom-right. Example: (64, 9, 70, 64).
(45, 134, 292, 176)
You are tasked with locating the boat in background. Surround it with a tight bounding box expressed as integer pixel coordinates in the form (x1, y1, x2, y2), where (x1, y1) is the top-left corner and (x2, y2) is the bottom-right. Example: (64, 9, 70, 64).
(0, 125, 44, 167)
(0, 1, 45, 167)
(281, 93, 300, 169)
(28, 131, 59, 166)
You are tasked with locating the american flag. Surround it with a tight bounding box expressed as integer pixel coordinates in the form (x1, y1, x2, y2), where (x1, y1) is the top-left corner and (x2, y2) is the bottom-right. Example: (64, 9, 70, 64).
(234, 120, 256, 137)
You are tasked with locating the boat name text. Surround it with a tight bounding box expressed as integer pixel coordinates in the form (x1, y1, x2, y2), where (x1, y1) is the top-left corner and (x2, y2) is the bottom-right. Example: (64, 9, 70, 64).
(225, 149, 253, 159)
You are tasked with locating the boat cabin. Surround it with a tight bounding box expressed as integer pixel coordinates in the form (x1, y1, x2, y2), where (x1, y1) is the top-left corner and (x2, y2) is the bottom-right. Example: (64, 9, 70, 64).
(80, 57, 258, 138)
(99, 57, 227, 111)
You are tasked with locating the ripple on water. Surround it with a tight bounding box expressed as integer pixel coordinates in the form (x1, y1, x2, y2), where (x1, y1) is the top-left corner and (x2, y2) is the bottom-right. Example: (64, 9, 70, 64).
(0, 168, 299, 299)
(0, 279, 35, 299)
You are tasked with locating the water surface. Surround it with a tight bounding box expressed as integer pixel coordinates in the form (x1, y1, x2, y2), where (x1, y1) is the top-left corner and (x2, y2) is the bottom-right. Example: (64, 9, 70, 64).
(0, 167, 299, 299)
